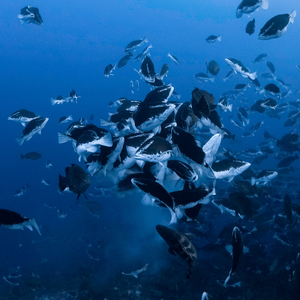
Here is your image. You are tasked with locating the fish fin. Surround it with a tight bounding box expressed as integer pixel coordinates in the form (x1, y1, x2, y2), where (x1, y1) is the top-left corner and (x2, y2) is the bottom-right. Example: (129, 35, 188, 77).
(50, 98, 57, 105)
(290, 9, 297, 23)
(30, 218, 41, 236)
(261, 0, 268, 10)
(77, 193, 81, 201)
(21, 123, 26, 127)
(15, 137, 24, 145)
(218, 35, 221, 41)
(224, 273, 231, 286)
(250, 177, 256, 186)
(58, 132, 72, 144)
(27, 225, 33, 231)
(84, 193, 87, 199)
(100, 132, 113, 147)
(58, 174, 69, 191)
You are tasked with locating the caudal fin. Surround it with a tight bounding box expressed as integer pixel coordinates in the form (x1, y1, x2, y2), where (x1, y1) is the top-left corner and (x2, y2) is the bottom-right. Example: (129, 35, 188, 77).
(28, 218, 41, 235)
(261, 0, 268, 10)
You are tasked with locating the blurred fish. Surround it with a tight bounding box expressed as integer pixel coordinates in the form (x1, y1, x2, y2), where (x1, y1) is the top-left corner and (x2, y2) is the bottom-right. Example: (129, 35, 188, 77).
(246, 19, 255, 35)
(51, 95, 65, 106)
(104, 64, 115, 77)
(206, 60, 220, 76)
(258, 10, 296, 40)
(118, 53, 133, 68)
(223, 69, 235, 82)
(195, 72, 214, 83)
(125, 37, 148, 53)
(157, 64, 169, 80)
(18, 6, 43, 26)
(236, 0, 268, 18)
(122, 264, 148, 278)
(156, 225, 197, 278)
(41, 179, 50, 186)
(252, 53, 268, 65)
(206, 35, 221, 43)
(58, 115, 73, 125)
(251, 170, 278, 186)
(59, 164, 91, 200)
(21, 152, 42, 160)
(46, 160, 52, 169)
(266, 61, 276, 74)
(79, 201, 102, 218)
(0, 209, 41, 235)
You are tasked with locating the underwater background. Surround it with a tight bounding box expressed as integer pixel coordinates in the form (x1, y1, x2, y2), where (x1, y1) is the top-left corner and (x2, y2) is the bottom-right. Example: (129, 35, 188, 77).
(1, 0, 300, 299)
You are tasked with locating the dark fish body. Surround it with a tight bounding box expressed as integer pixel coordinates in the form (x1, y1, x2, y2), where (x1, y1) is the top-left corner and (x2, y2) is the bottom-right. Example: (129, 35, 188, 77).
(125, 37, 148, 53)
(246, 19, 255, 35)
(266, 61, 275, 74)
(131, 178, 174, 209)
(18, 6, 43, 26)
(137, 56, 156, 83)
(104, 64, 115, 77)
(172, 126, 205, 165)
(156, 225, 197, 278)
(157, 64, 169, 80)
(118, 53, 133, 68)
(277, 154, 299, 168)
(0, 208, 41, 235)
(252, 53, 268, 64)
(259, 10, 296, 40)
(167, 160, 198, 182)
(59, 164, 91, 199)
(206, 60, 220, 76)
(236, 0, 268, 18)
(16, 117, 49, 145)
(143, 85, 174, 105)
(231, 226, 243, 275)
(206, 35, 221, 43)
(21, 152, 42, 160)
(58, 115, 73, 125)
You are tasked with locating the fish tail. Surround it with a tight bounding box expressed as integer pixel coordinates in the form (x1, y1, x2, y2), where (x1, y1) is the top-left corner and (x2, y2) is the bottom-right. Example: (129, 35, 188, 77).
(290, 10, 296, 23)
(58, 132, 72, 144)
(29, 218, 41, 235)
(15, 137, 24, 146)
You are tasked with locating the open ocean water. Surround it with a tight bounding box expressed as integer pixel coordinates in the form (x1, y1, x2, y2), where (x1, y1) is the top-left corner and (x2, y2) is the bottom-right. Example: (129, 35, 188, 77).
(1, 0, 300, 299)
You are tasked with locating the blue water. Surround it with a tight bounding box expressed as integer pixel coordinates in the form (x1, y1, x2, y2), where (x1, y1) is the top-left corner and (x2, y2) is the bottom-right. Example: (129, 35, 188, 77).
(1, 1, 300, 299)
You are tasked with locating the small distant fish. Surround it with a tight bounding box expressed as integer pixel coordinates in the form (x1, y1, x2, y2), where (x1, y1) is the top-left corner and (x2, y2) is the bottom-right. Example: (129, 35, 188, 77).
(125, 37, 148, 53)
(195, 72, 214, 83)
(67, 89, 80, 103)
(58, 115, 73, 125)
(14, 189, 25, 197)
(41, 179, 50, 186)
(0, 209, 41, 235)
(266, 61, 276, 74)
(18, 6, 43, 26)
(21, 152, 42, 160)
(258, 10, 296, 40)
(57, 209, 67, 219)
(251, 170, 278, 186)
(118, 53, 133, 68)
(206, 35, 221, 43)
(46, 160, 52, 169)
(51, 95, 65, 106)
(252, 53, 268, 65)
(104, 64, 115, 77)
(246, 19, 255, 35)
(167, 53, 179, 65)
(122, 264, 148, 278)
(223, 70, 235, 82)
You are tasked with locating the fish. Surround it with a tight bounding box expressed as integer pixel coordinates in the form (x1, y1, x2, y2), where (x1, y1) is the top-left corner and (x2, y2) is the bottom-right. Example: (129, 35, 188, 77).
(167, 160, 198, 182)
(122, 264, 148, 278)
(258, 10, 296, 40)
(58, 115, 73, 125)
(195, 72, 214, 83)
(104, 64, 115, 77)
(46, 160, 52, 168)
(125, 37, 148, 53)
(67, 89, 80, 102)
(0, 209, 41, 235)
(20, 152, 42, 160)
(252, 53, 268, 64)
(15, 117, 49, 145)
(8, 109, 38, 126)
(157, 64, 169, 80)
(167, 53, 179, 65)
(277, 154, 299, 168)
(224, 227, 243, 285)
(246, 19, 255, 35)
(236, 0, 268, 18)
(134, 44, 153, 61)
(59, 164, 91, 200)
(206, 35, 221, 43)
(225, 58, 257, 80)
(156, 225, 197, 278)
(251, 170, 278, 186)
(136, 56, 156, 83)
(41, 179, 50, 186)
(117, 53, 133, 68)
(206, 60, 220, 76)
(79, 201, 102, 218)
(18, 6, 43, 26)
(223, 69, 235, 81)
(51, 95, 65, 106)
